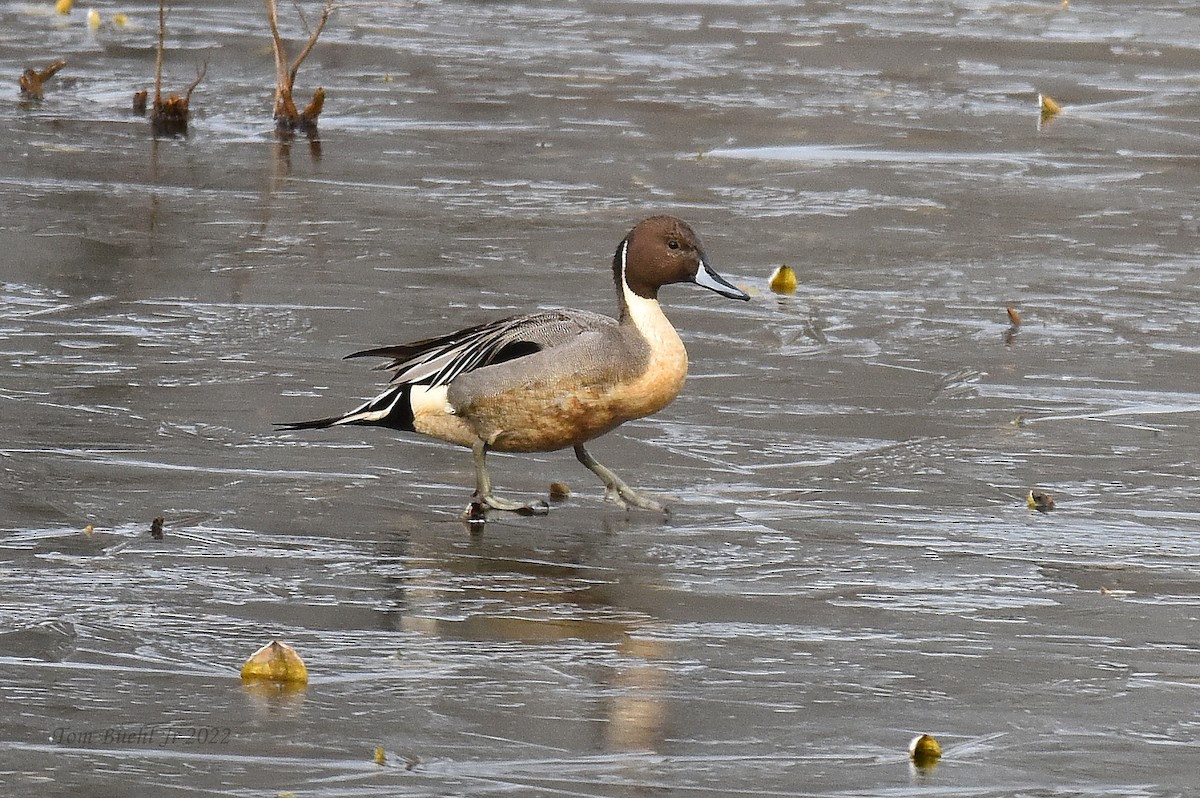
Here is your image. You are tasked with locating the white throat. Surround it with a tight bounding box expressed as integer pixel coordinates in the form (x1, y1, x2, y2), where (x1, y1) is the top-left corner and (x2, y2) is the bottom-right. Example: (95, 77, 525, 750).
(619, 240, 681, 348)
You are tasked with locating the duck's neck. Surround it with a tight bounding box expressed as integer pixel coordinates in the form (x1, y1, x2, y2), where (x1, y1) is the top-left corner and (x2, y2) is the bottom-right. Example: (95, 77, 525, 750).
(613, 240, 682, 350)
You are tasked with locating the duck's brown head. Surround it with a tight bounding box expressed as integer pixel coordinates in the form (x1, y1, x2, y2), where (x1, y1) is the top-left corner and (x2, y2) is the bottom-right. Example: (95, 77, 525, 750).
(614, 215, 749, 302)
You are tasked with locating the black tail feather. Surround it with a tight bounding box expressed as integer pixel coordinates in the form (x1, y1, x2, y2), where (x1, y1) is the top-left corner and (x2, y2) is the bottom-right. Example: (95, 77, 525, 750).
(275, 415, 349, 432)
(277, 385, 416, 433)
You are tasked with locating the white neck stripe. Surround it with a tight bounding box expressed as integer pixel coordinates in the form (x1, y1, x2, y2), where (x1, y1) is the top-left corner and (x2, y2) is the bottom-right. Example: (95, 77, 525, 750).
(618, 238, 629, 287)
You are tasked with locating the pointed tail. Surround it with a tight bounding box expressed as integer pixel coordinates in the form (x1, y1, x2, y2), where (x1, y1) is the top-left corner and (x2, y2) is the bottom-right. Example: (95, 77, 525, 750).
(277, 385, 416, 433)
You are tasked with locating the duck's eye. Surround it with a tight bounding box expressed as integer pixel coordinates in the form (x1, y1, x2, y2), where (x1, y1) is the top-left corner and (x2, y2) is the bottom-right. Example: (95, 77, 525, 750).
(667, 239, 680, 250)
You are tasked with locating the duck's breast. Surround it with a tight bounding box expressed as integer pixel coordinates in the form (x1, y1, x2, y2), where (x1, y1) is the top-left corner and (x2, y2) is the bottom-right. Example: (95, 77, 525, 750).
(449, 324, 687, 453)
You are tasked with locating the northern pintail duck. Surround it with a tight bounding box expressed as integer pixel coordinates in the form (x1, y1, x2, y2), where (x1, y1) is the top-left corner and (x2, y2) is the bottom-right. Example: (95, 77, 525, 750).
(281, 215, 749, 517)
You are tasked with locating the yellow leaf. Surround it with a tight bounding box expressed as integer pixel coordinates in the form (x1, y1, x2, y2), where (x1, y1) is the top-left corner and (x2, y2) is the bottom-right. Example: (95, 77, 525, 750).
(909, 733, 942, 767)
(241, 640, 308, 684)
(768, 265, 798, 295)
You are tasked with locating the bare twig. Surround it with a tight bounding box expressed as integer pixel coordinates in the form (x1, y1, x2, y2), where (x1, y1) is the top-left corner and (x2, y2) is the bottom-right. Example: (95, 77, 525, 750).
(266, 0, 334, 132)
(266, 0, 291, 118)
(154, 0, 166, 105)
(287, 1, 333, 89)
(144, 3, 204, 136)
(291, 0, 312, 37)
(183, 61, 208, 106)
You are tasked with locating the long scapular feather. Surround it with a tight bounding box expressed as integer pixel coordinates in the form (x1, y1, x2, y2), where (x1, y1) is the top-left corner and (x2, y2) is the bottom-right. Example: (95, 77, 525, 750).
(345, 309, 610, 387)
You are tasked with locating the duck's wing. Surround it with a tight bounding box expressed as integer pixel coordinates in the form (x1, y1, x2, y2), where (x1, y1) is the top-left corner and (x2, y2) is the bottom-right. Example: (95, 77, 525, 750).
(346, 309, 616, 387)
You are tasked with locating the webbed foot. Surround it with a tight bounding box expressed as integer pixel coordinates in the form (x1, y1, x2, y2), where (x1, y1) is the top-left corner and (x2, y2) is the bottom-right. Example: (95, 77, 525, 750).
(463, 493, 551, 520)
(575, 444, 669, 514)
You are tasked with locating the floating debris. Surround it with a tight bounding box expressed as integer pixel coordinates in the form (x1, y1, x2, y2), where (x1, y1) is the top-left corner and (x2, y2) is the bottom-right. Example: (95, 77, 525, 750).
(909, 733, 942, 767)
(768, 264, 797, 295)
(549, 482, 571, 500)
(87, 8, 100, 29)
(55, 0, 73, 15)
(1027, 490, 1056, 512)
(132, 89, 148, 114)
(373, 746, 386, 766)
(150, 516, 164, 540)
(19, 60, 66, 101)
(464, 503, 487, 526)
(1038, 93, 1062, 128)
(1004, 305, 1022, 345)
(241, 640, 308, 684)
(82, 524, 94, 537)
(151, 77, 204, 137)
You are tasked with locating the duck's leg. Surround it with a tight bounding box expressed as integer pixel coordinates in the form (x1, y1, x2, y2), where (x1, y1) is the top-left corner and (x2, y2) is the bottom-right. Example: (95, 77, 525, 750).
(466, 440, 550, 517)
(574, 444, 667, 513)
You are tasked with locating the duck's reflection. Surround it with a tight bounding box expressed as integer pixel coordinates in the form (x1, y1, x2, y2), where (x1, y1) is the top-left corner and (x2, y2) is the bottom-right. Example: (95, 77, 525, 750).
(604, 636, 670, 751)
(371, 509, 673, 752)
